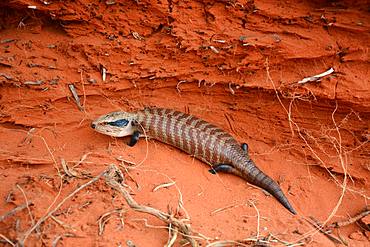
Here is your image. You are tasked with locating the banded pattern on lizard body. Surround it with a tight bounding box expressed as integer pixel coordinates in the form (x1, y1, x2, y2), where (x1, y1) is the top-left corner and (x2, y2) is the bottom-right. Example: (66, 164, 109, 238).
(91, 107, 297, 214)
(136, 108, 238, 165)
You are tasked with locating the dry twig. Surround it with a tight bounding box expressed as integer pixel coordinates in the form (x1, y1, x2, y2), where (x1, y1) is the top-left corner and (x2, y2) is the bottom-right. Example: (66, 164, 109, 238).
(68, 84, 84, 111)
(103, 164, 198, 246)
(16, 185, 39, 235)
(0, 234, 15, 247)
(210, 202, 244, 216)
(167, 224, 179, 247)
(328, 207, 370, 229)
(297, 68, 334, 84)
(0, 202, 33, 222)
(61, 158, 80, 178)
(97, 208, 125, 235)
(51, 233, 76, 247)
(249, 200, 261, 240)
(307, 217, 344, 244)
(18, 169, 105, 246)
(153, 181, 176, 192)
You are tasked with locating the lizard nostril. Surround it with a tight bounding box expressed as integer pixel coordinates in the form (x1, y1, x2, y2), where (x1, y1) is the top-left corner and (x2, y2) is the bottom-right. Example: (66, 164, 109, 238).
(91, 123, 96, 129)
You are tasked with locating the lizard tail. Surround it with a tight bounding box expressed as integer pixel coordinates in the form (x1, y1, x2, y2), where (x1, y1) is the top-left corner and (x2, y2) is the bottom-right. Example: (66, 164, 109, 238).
(239, 159, 297, 215)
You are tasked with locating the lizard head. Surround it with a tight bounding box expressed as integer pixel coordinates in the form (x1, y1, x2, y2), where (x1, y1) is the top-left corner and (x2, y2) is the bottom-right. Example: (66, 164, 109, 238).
(91, 111, 137, 137)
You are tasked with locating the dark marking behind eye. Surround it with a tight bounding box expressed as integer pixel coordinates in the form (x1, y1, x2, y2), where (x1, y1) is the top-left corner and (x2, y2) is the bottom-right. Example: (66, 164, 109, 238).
(107, 119, 129, 127)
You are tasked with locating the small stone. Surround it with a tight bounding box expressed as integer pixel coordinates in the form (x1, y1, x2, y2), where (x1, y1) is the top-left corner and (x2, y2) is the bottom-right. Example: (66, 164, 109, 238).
(126, 240, 135, 247)
(106, 0, 116, 5)
(88, 78, 97, 84)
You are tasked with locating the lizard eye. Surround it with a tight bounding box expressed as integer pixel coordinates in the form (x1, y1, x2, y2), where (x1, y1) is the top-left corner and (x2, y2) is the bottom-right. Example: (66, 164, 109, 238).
(107, 119, 129, 127)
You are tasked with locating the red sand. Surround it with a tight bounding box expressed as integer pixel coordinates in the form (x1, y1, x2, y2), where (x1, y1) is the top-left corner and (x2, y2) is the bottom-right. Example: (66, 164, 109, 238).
(0, 0, 369, 246)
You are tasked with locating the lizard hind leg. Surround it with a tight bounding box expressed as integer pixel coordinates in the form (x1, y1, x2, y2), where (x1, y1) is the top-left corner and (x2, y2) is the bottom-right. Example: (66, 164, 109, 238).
(208, 164, 243, 177)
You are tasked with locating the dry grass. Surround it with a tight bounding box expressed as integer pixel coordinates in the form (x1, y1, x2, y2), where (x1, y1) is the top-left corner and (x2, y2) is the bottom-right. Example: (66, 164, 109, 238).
(264, 58, 368, 245)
